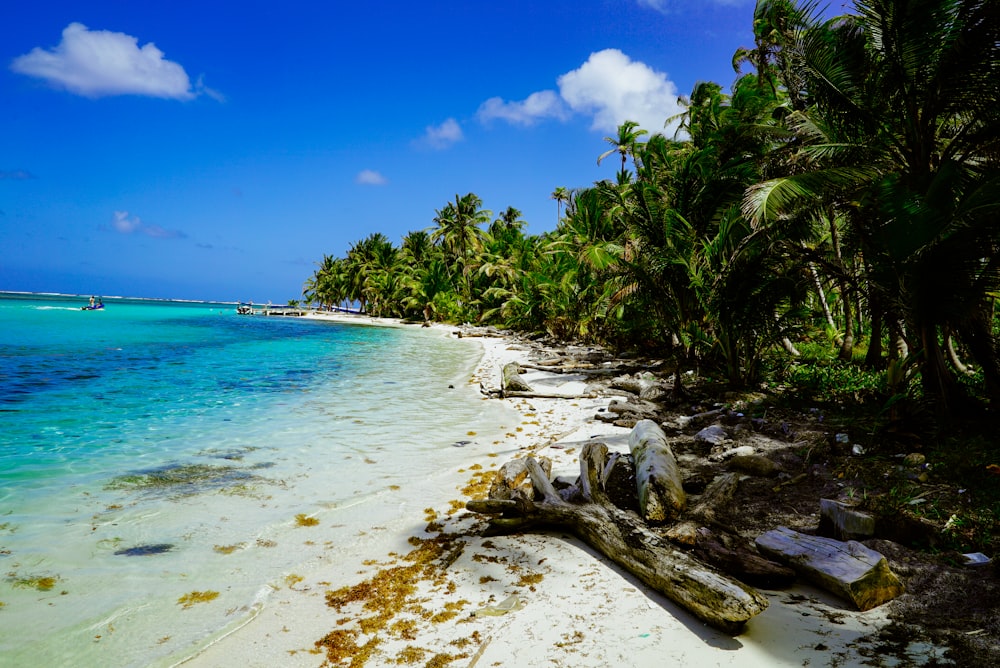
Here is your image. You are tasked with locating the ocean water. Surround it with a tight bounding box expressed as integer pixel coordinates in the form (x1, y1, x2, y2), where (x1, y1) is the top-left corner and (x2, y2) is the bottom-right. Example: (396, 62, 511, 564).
(0, 293, 513, 667)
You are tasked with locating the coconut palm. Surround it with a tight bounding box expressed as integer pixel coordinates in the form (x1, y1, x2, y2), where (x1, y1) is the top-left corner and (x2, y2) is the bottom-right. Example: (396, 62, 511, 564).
(550, 186, 570, 224)
(597, 120, 648, 176)
(430, 193, 491, 314)
(745, 0, 1000, 413)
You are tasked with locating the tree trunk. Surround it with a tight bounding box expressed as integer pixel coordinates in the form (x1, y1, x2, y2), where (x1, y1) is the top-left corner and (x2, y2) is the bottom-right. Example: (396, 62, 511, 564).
(918, 321, 957, 417)
(466, 442, 769, 633)
(865, 290, 884, 369)
(837, 286, 855, 361)
(944, 329, 974, 376)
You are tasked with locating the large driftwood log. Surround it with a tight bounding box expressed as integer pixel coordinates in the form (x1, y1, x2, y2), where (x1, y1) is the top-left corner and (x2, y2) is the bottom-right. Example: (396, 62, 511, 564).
(501, 362, 533, 393)
(629, 420, 686, 523)
(467, 442, 769, 633)
(755, 526, 904, 611)
(503, 390, 596, 400)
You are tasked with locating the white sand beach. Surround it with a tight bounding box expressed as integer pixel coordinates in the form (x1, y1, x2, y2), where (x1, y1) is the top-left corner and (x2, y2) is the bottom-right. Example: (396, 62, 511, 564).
(180, 314, 917, 668)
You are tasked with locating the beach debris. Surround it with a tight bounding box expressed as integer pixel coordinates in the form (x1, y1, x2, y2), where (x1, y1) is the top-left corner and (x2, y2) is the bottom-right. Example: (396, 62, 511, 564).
(755, 526, 904, 611)
(114, 543, 174, 556)
(727, 454, 780, 477)
(595, 398, 660, 426)
(629, 420, 686, 524)
(692, 528, 797, 589)
(177, 590, 220, 608)
(501, 362, 533, 393)
(665, 472, 741, 546)
(8, 573, 60, 591)
(818, 498, 876, 541)
(467, 439, 769, 633)
(960, 552, 992, 567)
(295, 513, 319, 527)
(694, 424, 728, 447)
(473, 594, 526, 617)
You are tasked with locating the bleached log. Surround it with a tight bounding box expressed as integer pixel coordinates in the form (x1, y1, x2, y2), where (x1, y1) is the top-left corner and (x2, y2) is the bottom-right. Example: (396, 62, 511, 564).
(755, 526, 904, 611)
(502, 390, 596, 400)
(467, 442, 769, 633)
(501, 362, 532, 393)
(629, 420, 686, 523)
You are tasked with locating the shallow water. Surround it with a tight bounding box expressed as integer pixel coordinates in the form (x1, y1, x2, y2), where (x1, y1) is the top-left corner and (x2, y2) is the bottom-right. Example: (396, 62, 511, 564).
(0, 293, 513, 666)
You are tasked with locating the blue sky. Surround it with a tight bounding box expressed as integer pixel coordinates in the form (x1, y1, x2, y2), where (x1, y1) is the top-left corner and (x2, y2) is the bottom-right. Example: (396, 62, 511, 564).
(2, 0, 770, 303)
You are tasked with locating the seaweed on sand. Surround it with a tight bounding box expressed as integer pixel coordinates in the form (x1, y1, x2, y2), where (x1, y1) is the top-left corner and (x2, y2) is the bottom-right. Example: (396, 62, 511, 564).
(7, 573, 60, 591)
(177, 590, 219, 608)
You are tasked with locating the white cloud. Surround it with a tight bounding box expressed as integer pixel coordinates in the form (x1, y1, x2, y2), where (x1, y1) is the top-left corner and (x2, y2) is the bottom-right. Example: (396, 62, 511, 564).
(557, 49, 684, 135)
(416, 118, 464, 150)
(477, 90, 568, 126)
(110, 210, 185, 239)
(11, 22, 198, 99)
(112, 210, 142, 233)
(356, 169, 387, 185)
(476, 49, 684, 136)
(637, 0, 748, 12)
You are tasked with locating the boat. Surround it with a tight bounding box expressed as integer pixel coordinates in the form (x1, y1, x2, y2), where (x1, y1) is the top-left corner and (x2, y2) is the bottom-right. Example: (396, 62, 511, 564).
(82, 296, 105, 310)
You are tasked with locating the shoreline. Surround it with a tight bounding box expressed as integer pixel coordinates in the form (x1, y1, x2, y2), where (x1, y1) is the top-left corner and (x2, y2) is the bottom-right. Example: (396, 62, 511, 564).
(180, 315, 904, 667)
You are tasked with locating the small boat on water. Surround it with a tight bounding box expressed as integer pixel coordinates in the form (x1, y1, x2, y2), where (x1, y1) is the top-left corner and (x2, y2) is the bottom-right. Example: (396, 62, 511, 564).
(82, 296, 105, 310)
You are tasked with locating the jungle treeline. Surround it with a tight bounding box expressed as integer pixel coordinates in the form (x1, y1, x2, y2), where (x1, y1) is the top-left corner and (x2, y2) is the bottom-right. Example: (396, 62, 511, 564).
(304, 0, 1000, 422)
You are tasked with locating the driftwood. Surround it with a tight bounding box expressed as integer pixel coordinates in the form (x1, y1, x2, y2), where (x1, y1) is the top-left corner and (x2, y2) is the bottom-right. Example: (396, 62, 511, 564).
(664, 472, 797, 588)
(665, 472, 740, 545)
(503, 390, 596, 400)
(502, 362, 533, 393)
(519, 362, 619, 376)
(629, 420, 686, 523)
(467, 441, 769, 633)
(693, 529, 797, 589)
(818, 498, 876, 541)
(756, 526, 904, 611)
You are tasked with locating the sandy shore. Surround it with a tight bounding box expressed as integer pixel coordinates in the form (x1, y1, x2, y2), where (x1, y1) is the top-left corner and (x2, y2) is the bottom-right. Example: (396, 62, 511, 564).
(180, 313, 909, 668)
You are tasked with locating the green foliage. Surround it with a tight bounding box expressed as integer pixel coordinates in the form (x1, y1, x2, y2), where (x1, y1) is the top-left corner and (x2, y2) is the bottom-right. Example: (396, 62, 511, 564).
(302, 0, 1000, 422)
(782, 360, 884, 403)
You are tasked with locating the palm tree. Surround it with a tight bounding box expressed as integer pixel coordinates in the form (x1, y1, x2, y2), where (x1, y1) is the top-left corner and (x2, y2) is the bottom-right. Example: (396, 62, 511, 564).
(732, 0, 814, 106)
(430, 193, 491, 314)
(597, 120, 648, 176)
(550, 187, 570, 224)
(745, 0, 1000, 414)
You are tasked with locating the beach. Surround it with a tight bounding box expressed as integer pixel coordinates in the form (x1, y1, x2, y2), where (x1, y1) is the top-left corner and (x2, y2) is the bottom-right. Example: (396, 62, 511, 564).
(177, 311, 917, 668)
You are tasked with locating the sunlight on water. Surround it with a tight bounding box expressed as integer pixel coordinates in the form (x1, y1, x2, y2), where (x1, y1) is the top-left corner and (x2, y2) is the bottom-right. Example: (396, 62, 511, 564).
(0, 293, 514, 667)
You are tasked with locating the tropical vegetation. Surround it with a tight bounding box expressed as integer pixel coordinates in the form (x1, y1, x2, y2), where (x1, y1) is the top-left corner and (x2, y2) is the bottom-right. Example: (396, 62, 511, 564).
(304, 0, 1000, 432)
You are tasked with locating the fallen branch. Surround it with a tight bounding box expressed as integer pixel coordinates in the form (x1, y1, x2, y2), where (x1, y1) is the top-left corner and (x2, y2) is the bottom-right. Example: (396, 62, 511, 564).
(466, 441, 769, 633)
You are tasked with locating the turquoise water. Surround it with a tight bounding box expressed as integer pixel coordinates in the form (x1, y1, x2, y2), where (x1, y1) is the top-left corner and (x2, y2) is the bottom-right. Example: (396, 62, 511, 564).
(0, 293, 512, 666)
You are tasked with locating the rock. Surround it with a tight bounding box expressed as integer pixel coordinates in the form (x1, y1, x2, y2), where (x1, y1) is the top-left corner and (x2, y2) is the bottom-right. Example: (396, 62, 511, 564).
(756, 526, 904, 610)
(694, 424, 727, 447)
(728, 454, 779, 477)
(709, 444, 755, 463)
